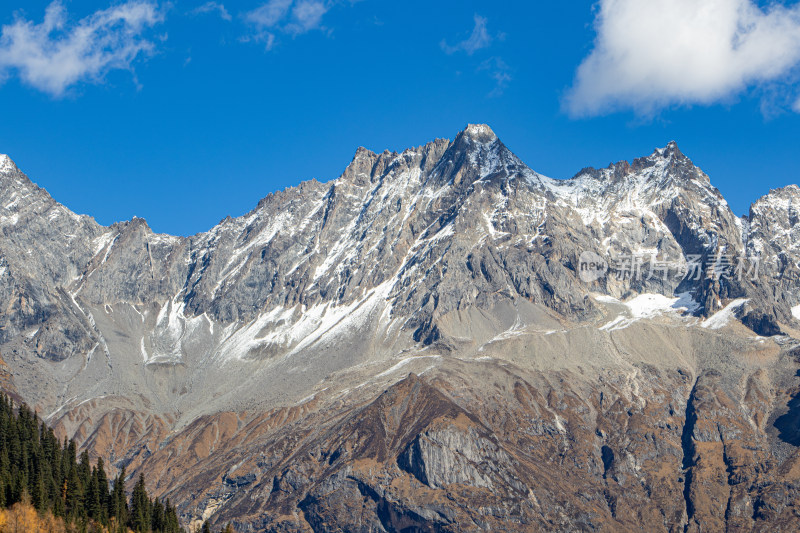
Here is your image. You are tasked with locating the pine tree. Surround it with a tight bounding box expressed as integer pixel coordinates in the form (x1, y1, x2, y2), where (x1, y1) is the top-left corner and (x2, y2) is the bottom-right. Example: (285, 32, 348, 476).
(151, 496, 164, 532)
(129, 472, 151, 532)
(64, 461, 82, 518)
(78, 450, 92, 488)
(164, 498, 181, 533)
(110, 466, 128, 527)
(86, 464, 101, 520)
(95, 457, 109, 512)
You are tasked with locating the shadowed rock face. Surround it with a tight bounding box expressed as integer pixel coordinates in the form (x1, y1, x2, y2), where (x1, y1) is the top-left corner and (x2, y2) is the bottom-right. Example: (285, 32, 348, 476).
(2, 127, 800, 531)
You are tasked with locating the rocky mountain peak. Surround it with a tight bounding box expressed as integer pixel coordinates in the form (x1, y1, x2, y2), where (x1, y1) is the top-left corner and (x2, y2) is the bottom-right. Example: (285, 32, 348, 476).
(424, 123, 524, 192)
(747, 185, 800, 242)
(0, 155, 42, 205)
(743, 186, 800, 232)
(461, 123, 497, 142)
(631, 140, 709, 183)
(662, 140, 681, 156)
(352, 145, 376, 160)
(111, 216, 151, 232)
(562, 143, 707, 204)
(339, 146, 398, 187)
(0, 155, 23, 186)
(0, 154, 16, 174)
(449, 124, 501, 156)
(754, 184, 800, 205)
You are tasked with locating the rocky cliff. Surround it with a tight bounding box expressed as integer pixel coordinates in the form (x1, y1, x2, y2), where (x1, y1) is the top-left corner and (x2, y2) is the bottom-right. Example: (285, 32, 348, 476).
(2, 127, 800, 531)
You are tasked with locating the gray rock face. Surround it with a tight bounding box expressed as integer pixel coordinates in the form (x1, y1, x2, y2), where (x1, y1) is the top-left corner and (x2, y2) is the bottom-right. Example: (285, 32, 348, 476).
(2, 127, 800, 531)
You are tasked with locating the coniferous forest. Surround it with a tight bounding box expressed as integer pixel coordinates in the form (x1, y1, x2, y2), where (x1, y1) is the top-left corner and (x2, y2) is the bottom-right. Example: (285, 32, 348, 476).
(0, 393, 184, 532)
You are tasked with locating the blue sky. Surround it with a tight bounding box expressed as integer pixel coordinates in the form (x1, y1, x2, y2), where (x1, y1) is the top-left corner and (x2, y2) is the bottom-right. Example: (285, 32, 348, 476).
(1, 0, 800, 236)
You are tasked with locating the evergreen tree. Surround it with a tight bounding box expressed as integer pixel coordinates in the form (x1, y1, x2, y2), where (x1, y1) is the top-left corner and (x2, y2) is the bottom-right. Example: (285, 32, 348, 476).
(86, 464, 101, 520)
(95, 457, 109, 515)
(65, 461, 82, 518)
(129, 473, 151, 532)
(78, 449, 92, 488)
(164, 498, 181, 532)
(110, 466, 128, 527)
(153, 496, 167, 532)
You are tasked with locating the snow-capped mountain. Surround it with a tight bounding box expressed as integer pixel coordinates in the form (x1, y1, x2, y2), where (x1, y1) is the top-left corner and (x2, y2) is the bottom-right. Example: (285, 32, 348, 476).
(2, 126, 800, 531)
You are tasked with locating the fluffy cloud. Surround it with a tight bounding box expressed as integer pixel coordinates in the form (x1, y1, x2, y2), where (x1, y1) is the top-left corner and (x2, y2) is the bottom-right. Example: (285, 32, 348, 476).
(0, 1, 162, 96)
(565, 0, 800, 117)
(441, 14, 491, 55)
(244, 0, 328, 48)
(193, 2, 232, 22)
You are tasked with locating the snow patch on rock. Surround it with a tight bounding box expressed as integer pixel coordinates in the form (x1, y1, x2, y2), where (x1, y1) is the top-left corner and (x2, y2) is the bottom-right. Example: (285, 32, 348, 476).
(701, 299, 749, 330)
(598, 292, 700, 331)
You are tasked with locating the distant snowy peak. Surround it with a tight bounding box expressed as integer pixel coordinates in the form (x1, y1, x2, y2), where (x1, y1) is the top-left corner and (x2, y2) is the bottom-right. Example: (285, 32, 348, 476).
(534, 141, 727, 231)
(746, 185, 800, 275)
(462, 123, 498, 142)
(750, 184, 800, 216)
(0, 155, 49, 205)
(0, 155, 40, 218)
(423, 124, 541, 190)
(567, 141, 711, 192)
(0, 154, 19, 176)
(339, 138, 449, 187)
(632, 141, 708, 182)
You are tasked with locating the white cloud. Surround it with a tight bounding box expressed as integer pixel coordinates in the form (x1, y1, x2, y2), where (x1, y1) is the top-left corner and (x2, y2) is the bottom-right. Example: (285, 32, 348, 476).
(244, 0, 328, 48)
(288, 1, 328, 34)
(245, 0, 293, 29)
(0, 1, 162, 96)
(441, 14, 491, 55)
(441, 15, 509, 96)
(479, 57, 512, 97)
(193, 2, 232, 22)
(795, 97, 800, 113)
(565, 0, 800, 117)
